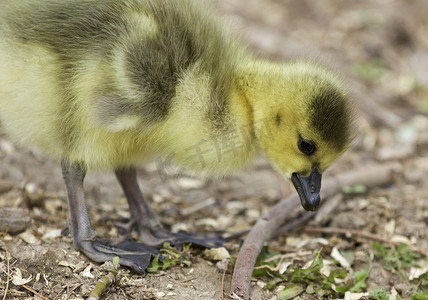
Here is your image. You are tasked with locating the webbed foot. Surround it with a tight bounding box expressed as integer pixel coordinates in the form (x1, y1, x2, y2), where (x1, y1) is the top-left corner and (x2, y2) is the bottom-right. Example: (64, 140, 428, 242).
(62, 161, 158, 272)
(115, 167, 225, 250)
(138, 226, 225, 249)
(78, 237, 158, 273)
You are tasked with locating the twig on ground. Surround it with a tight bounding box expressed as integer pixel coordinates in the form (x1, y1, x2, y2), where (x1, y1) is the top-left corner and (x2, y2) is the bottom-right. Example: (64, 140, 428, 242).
(352, 83, 403, 128)
(272, 193, 343, 237)
(229, 264, 233, 297)
(181, 197, 216, 216)
(227, 194, 299, 300)
(2, 248, 10, 300)
(221, 261, 228, 300)
(313, 193, 344, 225)
(52, 282, 83, 300)
(272, 211, 317, 238)
(87, 272, 116, 300)
(226, 163, 401, 300)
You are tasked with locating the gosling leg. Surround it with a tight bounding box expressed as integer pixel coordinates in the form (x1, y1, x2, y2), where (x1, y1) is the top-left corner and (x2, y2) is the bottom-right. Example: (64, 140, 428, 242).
(62, 160, 156, 273)
(115, 166, 224, 248)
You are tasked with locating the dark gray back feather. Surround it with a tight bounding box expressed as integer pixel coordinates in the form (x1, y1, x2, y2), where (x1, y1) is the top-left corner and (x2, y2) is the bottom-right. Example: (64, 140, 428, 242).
(2, 0, 244, 143)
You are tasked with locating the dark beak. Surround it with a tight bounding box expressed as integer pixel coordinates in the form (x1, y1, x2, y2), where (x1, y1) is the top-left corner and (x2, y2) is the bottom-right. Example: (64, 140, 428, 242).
(291, 168, 322, 211)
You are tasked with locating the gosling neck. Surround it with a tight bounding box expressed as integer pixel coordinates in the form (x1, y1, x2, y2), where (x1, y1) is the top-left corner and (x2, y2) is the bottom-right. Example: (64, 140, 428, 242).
(235, 59, 295, 138)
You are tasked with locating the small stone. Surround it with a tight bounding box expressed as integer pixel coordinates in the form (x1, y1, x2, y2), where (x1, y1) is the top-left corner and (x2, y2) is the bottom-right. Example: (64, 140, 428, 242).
(42, 229, 62, 239)
(216, 259, 230, 272)
(176, 178, 204, 190)
(0, 207, 31, 234)
(204, 247, 230, 261)
(18, 230, 38, 244)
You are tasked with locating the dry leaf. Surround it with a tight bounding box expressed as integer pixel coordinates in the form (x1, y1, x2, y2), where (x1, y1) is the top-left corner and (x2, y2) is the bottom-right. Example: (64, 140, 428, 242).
(12, 268, 32, 286)
(81, 264, 95, 278)
(391, 235, 412, 244)
(409, 265, 428, 280)
(156, 291, 166, 298)
(390, 287, 399, 300)
(331, 247, 351, 270)
(58, 260, 76, 269)
(295, 237, 329, 248)
(278, 261, 292, 274)
(320, 264, 332, 277)
(344, 291, 369, 300)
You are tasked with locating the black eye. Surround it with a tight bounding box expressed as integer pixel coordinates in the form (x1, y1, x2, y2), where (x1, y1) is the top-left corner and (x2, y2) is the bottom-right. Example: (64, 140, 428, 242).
(298, 138, 316, 155)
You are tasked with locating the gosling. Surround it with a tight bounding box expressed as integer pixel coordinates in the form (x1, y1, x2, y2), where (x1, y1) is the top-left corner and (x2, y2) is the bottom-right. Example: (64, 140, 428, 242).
(0, 0, 353, 272)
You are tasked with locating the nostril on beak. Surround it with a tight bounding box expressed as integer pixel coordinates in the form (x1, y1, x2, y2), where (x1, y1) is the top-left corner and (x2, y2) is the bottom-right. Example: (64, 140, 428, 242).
(310, 184, 315, 193)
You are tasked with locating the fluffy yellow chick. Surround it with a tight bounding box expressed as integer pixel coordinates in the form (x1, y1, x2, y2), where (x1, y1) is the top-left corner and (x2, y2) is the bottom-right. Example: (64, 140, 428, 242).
(0, 0, 353, 271)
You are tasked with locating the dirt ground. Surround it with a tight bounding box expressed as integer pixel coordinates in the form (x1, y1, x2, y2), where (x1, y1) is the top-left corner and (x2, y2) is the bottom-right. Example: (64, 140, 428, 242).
(1, 0, 428, 299)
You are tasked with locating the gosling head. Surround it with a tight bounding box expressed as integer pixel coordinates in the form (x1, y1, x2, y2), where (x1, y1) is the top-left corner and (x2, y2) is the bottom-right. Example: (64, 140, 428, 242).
(247, 61, 353, 211)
